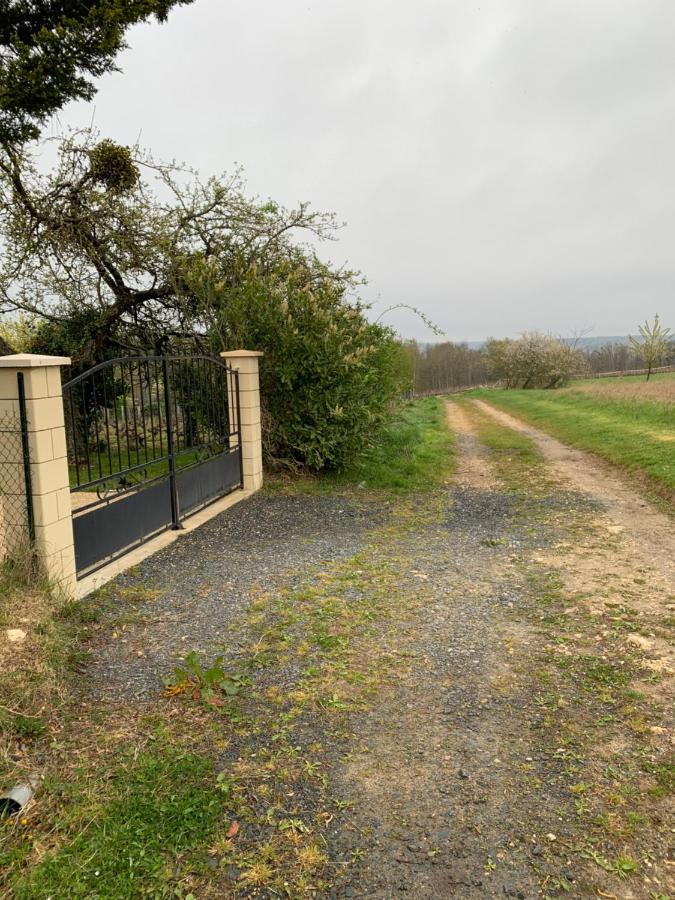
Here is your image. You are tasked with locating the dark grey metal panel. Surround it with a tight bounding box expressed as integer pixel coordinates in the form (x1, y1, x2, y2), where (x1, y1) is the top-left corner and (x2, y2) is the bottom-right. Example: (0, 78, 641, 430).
(177, 449, 242, 516)
(73, 479, 172, 573)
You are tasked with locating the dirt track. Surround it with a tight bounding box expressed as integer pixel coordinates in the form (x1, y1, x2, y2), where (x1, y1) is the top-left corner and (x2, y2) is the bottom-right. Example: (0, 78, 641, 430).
(473, 398, 675, 588)
(328, 399, 673, 898)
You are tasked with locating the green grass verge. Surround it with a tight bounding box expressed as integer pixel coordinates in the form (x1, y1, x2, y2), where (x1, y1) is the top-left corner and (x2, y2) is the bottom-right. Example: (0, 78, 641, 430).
(334, 397, 454, 492)
(470, 380, 675, 502)
(270, 397, 455, 495)
(8, 748, 222, 898)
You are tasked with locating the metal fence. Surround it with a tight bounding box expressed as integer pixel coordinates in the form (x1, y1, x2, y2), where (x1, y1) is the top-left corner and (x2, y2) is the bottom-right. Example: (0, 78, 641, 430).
(0, 401, 33, 563)
(62, 355, 243, 576)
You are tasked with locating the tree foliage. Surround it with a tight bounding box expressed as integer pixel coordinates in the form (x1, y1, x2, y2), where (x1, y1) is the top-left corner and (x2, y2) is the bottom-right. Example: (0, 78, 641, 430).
(185, 254, 410, 470)
(485, 332, 588, 389)
(0, 0, 193, 146)
(0, 131, 409, 469)
(0, 131, 339, 362)
(629, 314, 672, 381)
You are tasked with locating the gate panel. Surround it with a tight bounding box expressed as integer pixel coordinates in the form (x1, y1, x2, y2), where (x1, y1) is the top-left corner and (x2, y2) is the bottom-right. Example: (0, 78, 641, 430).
(177, 450, 242, 518)
(63, 355, 243, 577)
(72, 479, 173, 572)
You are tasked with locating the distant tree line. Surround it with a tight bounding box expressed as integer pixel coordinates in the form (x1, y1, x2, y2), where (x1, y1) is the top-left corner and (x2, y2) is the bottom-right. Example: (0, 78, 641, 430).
(404, 341, 489, 393)
(405, 323, 675, 394)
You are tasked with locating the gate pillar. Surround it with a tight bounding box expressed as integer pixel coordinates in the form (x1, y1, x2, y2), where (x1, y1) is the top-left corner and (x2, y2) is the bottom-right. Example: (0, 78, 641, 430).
(219, 350, 264, 492)
(0, 354, 76, 591)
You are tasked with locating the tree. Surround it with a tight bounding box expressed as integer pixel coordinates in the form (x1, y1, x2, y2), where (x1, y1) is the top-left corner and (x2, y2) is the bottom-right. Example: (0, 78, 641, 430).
(485, 333, 587, 389)
(629, 314, 672, 380)
(0, 130, 337, 363)
(186, 253, 408, 470)
(0, 1, 194, 147)
(0, 131, 409, 469)
(403, 341, 488, 393)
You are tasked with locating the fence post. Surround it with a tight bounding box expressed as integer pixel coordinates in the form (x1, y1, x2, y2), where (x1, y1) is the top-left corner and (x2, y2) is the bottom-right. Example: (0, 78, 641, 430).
(0, 354, 76, 591)
(219, 350, 264, 492)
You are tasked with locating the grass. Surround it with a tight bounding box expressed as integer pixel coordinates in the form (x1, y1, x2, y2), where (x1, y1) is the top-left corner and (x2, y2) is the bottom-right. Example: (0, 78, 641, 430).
(470, 373, 675, 503)
(10, 748, 222, 898)
(269, 397, 455, 495)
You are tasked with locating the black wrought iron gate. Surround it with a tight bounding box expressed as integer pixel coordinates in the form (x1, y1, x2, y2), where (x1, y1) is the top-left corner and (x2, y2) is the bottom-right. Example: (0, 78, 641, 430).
(63, 355, 242, 577)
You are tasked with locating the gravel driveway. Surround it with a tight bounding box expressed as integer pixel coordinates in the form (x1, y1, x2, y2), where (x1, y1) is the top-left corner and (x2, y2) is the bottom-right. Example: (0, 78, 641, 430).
(81, 400, 673, 898)
(88, 492, 387, 700)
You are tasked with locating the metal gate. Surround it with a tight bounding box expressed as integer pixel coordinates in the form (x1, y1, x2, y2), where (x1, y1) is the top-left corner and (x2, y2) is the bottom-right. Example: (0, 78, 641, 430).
(63, 355, 242, 577)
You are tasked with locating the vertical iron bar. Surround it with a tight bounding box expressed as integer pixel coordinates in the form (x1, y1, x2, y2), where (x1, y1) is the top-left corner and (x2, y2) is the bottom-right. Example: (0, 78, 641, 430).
(100, 370, 114, 478)
(162, 357, 181, 528)
(204, 360, 218, 446)
(211, 363, 218, 445)
(67, 389, 81, 488)
(226, 364, 234, 450)
(198, 358, 206, 447)
(171, 359, 180, 459)
(216, 366, 225, 443)
(146, 359, 157, 461)
(91, 372, 103, 483)
(155, 359, 164, 458)
(234, 368, 244, 487)
(118, 362, 132, 470)
(81, 384, 92, 483)
(127, 360, 141, 467)
(17, 373, 36, 543)
(138, 360, 148, 464)
(111, 363, 123, 475)
(224, 365, 231, 450)
(176, 359, 185, 453)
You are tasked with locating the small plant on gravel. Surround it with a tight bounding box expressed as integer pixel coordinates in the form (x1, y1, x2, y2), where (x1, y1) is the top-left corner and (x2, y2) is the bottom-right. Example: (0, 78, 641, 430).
(163, 651, 247, 705)
(611, 856, 639, 879)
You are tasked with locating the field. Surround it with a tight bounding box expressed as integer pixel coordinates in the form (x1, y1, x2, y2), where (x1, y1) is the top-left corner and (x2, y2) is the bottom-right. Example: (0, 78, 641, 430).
(471, 372, 675, 505)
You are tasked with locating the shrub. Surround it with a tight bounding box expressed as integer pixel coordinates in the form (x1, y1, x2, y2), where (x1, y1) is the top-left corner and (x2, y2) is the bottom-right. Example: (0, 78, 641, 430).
(187, 253, 411, 470)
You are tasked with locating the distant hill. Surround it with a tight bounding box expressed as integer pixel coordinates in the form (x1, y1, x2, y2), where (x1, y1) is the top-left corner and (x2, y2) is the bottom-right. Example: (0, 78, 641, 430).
(562, 335, 632, 349)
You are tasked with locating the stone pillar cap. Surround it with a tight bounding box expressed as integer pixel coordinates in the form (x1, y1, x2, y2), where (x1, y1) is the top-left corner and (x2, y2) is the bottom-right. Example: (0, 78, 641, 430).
(219, 350, 264, 358)
(0, 353, 71, 368)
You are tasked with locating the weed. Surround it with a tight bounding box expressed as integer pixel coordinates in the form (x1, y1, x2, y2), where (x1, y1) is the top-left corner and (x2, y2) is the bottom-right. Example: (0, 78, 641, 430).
(642, 760, 674, 798)
(163, 650, 247, 705)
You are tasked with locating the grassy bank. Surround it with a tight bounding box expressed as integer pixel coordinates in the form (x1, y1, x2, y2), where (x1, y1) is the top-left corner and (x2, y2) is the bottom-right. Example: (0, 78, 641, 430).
(471, 374, 675, 503)
(268, 396, 455, 494)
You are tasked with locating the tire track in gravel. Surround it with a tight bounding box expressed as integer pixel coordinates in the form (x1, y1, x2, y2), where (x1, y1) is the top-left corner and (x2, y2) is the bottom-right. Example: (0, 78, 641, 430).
(472, 398, 675, 590)
(331, 404, 588, 899)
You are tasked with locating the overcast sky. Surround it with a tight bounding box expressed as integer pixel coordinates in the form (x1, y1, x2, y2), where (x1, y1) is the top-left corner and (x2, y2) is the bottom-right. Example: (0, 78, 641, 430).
(58, 0, 675, 341)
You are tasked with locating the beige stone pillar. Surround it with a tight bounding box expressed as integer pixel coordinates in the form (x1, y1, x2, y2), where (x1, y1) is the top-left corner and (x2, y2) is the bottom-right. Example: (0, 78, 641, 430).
(219, 350, 264, 492)
(0, 354, 75, 591)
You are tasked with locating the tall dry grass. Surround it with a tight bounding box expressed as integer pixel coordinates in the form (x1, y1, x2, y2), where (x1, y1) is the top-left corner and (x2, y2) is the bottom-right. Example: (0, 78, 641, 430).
(572, 375, 675, 405)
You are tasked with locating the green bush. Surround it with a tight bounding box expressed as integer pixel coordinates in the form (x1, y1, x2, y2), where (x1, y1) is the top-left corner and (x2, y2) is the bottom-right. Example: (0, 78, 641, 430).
(189, 253, 411, 470)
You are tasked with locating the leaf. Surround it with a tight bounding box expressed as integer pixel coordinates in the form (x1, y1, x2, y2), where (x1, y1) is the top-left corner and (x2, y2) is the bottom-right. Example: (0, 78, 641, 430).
(226, 820, 240, 839)
(221, 679, 242, 696)
(163, 683, 185, 697)
(164, 666, 189, 687)
(184, 651, 203, 679)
